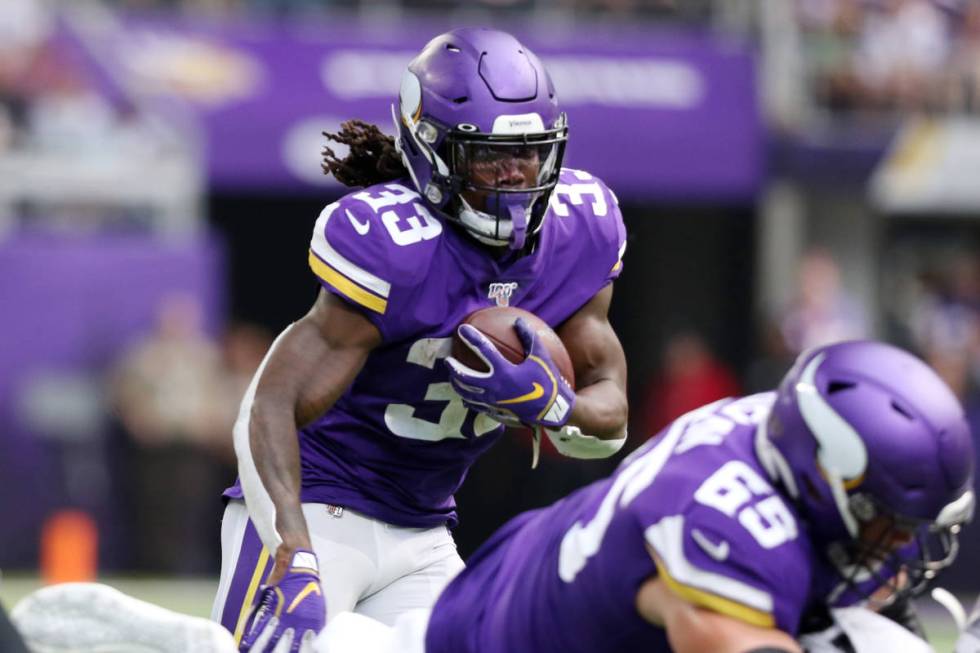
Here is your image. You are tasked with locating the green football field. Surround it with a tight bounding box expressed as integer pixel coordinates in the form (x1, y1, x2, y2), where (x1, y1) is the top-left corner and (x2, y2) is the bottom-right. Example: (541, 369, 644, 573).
(0, 574, 966, 651)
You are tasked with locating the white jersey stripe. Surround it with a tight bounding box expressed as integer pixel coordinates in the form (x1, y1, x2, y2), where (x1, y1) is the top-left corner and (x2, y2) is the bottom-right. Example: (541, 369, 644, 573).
(645, 514, 774, 613)
(310, 204, 392, 299)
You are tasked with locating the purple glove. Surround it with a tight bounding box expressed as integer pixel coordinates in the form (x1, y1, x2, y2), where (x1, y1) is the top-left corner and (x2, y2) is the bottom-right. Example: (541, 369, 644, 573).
(446, 317, 575, 428)
(239, 550, 325, 653)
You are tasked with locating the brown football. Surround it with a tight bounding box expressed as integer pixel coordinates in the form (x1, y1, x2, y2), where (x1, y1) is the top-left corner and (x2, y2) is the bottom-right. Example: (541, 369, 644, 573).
(451, 306, 575, 389)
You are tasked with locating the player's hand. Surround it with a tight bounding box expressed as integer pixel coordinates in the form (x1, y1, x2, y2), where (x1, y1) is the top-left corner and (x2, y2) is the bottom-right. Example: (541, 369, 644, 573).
(239, 550, 325, 653)
(446, 318, 575, 428)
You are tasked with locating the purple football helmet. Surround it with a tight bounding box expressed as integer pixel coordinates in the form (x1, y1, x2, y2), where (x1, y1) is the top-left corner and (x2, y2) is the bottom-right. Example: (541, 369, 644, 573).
(756, 340, 975, 603)
(393, 28, 567, 251)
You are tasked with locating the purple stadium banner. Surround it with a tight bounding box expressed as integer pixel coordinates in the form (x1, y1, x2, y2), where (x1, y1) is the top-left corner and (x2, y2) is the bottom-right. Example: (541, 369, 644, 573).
(0, 233, 225, 567)
(82, 16, 761, 201)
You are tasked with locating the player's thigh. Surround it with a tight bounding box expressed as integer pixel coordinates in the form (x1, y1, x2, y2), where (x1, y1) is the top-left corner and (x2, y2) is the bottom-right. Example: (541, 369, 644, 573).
(354, 526, 463, 627)
(301, 504, 381, 625)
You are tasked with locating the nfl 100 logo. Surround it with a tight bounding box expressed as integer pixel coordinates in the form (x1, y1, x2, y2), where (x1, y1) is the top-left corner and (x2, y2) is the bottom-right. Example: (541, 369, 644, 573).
(488, 282, 518, 307)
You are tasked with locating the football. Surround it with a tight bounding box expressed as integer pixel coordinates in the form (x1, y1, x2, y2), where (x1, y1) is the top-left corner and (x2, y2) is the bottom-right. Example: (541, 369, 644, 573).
(451, 306, 575, 389)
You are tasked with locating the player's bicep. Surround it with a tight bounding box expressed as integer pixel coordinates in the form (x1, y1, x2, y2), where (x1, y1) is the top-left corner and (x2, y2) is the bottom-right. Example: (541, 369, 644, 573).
(256, 290, 381, 427)
(557, 284, 626, 391)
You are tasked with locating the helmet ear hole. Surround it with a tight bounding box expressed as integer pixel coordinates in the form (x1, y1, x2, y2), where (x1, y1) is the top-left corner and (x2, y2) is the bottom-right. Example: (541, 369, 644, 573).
(803, 474, 824, 504)
(827, 381, 855, 394)
(890, 401, 914, 420)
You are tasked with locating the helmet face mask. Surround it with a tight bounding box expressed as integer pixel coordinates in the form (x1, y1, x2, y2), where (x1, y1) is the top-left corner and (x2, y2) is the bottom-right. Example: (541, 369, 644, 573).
(826, 503, 970, 608)
(448, 125, 567, 250)
(393, 28, 568, 251)
(757, 340, 976, 608)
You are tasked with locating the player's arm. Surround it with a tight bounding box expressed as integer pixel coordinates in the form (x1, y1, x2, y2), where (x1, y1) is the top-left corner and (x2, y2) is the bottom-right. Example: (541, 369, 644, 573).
(235, 289, 382, 583)
(636, 577, 802, 653)
(558, 283, 628, 441)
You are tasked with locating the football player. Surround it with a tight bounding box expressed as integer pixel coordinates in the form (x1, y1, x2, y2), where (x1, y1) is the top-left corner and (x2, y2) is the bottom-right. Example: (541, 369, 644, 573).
(317, 340, 975, 653)
(212, 27, 629, 652)
(10, 342, 978, 653)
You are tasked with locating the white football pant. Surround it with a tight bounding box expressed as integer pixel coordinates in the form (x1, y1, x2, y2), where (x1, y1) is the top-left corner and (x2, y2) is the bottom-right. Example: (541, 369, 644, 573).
(211, 500, 463, 643)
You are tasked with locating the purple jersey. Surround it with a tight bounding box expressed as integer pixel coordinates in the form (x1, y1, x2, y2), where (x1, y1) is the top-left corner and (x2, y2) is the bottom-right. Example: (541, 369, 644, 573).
(427, 394, 833, 653)
(225, 168, 626, 528)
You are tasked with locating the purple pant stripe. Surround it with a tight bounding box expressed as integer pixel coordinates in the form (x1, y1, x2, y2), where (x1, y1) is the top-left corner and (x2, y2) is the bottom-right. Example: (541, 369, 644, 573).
(219, 518, 272, 634)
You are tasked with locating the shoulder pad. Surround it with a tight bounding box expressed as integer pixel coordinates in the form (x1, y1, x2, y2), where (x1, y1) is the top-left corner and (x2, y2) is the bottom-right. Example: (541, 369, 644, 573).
(308, 182, 442, 316)
(549, 168, 626, 281)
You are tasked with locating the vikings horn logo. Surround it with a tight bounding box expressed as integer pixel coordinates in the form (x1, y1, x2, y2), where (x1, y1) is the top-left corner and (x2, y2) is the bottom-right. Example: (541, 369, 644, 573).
(488, 282, 519, 307)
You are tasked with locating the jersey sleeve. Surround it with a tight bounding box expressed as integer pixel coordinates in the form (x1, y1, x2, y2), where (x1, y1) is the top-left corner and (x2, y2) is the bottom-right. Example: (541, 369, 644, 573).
(639, 501, 811, 636)
(308, 198, 392, 336)
(551, 169, 627, 286)
(595, 176, 627, 284)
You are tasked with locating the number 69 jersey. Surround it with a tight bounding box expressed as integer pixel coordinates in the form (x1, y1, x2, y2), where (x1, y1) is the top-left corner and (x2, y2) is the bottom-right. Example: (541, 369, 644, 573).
(426, 394, 822, 653)
(225, 168, 626, 529)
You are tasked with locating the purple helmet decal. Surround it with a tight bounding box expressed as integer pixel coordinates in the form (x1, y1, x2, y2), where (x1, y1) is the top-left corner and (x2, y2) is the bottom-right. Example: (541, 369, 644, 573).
(393, 27, 568, 250)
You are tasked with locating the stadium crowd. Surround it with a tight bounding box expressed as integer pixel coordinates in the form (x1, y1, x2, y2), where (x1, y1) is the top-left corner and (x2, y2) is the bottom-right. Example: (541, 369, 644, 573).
(799, 0, 980, 114)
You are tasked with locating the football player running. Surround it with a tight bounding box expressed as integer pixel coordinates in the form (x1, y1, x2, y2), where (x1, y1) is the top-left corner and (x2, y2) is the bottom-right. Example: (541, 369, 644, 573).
(212, 27, 629, 652)
(316, 340, 975, 653)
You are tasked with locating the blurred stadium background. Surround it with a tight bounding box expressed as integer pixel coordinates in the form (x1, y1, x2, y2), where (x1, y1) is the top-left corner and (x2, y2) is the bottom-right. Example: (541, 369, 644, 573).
(0, 0, 978, 649)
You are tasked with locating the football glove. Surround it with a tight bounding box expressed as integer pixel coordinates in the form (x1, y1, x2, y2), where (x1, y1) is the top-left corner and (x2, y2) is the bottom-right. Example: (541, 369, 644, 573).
(446, 318, 575, 429)
(239, 550, 324, 653)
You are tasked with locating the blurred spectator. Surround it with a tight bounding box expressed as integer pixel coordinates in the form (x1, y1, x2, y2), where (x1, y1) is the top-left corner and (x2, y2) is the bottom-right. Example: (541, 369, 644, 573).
(801, 0, 865, 111)
(779, 248, 870, 353)
(949, 0, 980, 111)
(797, 0, 965, 114)
(854, 0, 950, 111)
(638, 331, 740, 435)
(743, 318, 796, 393)
(0, 0, 54, 151)
(211, 322, 274, 463)
(110, 292, 228, 574)
(907, 255, 980, 397)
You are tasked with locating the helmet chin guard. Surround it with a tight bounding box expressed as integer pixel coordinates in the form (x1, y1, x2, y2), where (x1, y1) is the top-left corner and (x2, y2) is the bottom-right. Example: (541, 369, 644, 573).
(456, 197, 532, 251)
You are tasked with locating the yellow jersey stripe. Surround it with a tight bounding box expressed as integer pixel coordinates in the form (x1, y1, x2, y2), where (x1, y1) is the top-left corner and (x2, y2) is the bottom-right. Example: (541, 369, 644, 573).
(233, 546, 271, 645)
(655, 559, 775, 629)
(309, 250, 387, 314)
(310, 205, 391, 298)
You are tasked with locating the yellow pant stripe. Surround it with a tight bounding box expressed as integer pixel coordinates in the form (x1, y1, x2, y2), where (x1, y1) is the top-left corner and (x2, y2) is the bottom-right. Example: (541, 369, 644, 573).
(233, 546, 271, 645)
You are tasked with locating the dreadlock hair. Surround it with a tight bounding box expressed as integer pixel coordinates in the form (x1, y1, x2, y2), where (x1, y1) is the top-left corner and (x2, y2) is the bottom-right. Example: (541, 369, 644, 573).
(322, 119, 408, 188)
